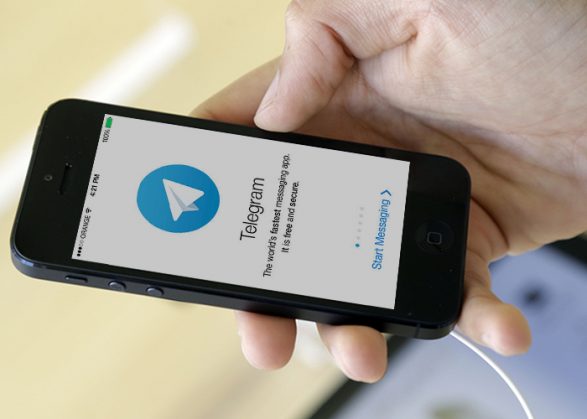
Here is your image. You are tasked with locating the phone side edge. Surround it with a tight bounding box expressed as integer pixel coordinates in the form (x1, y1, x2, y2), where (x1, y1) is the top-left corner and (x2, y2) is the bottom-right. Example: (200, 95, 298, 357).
(9, 107, 50, 272)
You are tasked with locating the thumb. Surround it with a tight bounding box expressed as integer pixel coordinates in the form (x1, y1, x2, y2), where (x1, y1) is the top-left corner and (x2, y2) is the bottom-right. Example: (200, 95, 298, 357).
(254, 1, 353, 132)
(254, 0, 424, 132)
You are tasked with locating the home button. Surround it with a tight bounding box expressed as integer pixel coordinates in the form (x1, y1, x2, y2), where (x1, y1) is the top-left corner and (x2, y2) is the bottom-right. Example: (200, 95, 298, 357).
(416, 221, 454, 254)
(426, 231, 443, 246)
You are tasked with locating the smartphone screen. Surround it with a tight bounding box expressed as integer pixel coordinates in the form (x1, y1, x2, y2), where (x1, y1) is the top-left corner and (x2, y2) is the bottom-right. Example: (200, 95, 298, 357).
(72, 115, 410, 310)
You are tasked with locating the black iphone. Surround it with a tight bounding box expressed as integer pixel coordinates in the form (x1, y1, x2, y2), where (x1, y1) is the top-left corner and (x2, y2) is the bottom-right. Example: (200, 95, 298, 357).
(11, 99, 470, 338)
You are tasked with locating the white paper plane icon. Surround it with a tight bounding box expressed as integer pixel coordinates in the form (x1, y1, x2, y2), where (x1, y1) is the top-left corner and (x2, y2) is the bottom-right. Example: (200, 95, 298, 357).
(162, 178, 205, 221)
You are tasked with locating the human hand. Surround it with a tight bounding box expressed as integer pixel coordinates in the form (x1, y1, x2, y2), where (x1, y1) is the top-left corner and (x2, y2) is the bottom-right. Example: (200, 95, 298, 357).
(193, 0, 587, 382)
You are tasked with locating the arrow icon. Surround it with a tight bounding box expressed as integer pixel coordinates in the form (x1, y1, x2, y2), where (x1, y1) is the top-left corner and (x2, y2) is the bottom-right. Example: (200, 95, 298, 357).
(380, 189, 392, 196)
(163, 178, 205, 221)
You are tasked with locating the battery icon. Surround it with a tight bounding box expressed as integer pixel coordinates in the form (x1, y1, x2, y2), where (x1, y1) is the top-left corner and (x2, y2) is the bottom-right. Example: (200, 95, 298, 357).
(105, 117, 113, 128)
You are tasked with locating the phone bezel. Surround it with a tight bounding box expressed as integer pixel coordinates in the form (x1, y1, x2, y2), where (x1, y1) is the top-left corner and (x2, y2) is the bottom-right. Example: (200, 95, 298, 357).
(11, 99, 470, 336)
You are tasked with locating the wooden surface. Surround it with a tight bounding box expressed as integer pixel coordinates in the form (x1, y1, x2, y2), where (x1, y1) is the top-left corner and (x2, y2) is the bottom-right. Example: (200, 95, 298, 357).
(0, 1, 343, 418)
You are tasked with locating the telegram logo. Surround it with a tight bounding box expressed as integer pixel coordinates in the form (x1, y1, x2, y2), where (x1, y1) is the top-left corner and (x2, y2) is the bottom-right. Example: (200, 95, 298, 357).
(137, 165, 220, 233)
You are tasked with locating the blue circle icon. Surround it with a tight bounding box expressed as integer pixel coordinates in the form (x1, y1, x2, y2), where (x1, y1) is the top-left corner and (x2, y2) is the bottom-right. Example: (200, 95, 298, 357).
(137, 164, 220, 233)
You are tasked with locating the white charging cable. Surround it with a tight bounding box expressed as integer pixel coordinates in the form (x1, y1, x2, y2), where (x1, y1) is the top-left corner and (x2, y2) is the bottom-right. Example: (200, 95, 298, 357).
(449, 330, 535, 419)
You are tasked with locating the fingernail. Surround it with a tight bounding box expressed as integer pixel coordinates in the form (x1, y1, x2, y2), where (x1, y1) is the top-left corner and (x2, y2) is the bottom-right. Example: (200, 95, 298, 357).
(330, 344, 375, 383)
(330, 346, 354, 380)
(481, 332, 494, 348)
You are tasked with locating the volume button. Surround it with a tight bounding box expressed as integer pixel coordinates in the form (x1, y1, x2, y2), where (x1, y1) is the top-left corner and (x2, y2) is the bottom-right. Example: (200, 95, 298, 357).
(108, 281, 126, 291)
(65, 275, 88, 284)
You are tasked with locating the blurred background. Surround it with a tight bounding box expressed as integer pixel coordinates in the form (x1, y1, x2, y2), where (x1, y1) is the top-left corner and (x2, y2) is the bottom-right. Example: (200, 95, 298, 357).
(1, 2, 586, 419)
(0, 1, 345, 418)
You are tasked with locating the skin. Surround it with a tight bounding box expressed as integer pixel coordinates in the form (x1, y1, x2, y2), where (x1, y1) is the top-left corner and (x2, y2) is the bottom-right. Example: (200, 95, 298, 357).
(192, 0, 587, 382)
